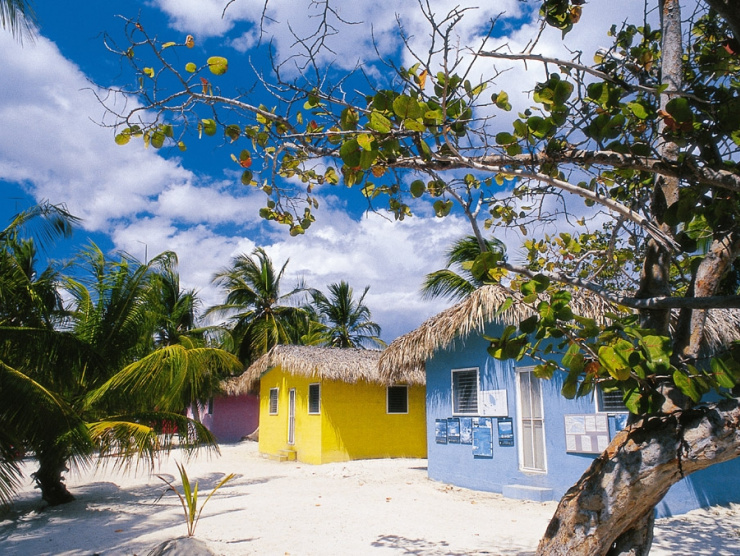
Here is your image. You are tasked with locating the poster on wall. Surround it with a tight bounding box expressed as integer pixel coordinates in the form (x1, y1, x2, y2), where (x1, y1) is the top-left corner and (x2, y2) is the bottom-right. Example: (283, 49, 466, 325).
(459, 417, 473, 445)
(435, 419, 448, 444)
(479, 389, 508, 416)
(447, 418, 461, 444)
(564, 414, 610, 454)
(472, 417, 493, 458)
(497, 417, 515, 447)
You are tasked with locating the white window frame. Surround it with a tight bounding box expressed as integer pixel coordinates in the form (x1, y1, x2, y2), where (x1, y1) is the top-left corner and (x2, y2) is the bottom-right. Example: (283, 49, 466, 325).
(308, 383, 321, 415)
(268, 387, 279, 415)
(516, 366, 547, 473)
(451, 367, 479, 416)
(386, 385, 409, 414)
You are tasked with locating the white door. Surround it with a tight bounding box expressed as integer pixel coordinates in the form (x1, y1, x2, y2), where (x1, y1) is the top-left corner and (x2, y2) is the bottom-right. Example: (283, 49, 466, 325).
(517, 368, 547, 472)
(288, 388, 296, 445)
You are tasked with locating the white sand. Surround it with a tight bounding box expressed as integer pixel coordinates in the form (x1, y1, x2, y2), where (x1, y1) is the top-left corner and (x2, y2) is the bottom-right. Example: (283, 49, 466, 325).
(1, 441, 739, 555)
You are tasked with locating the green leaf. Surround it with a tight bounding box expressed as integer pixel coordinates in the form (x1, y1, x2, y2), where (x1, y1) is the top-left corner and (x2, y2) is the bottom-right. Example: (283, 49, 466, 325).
(207, 56, 229, 75)
(392, 95, 423, 120)
(409, 179, 425, 198)
(200, 119, 217, 136)
(357, 134, 375, 151)
(403, 118, 426, 132)
(162, 41, 176, 49)
(368, 111, 392, 133)
(115, 132, 131, 145)
(673, 369, 701, 403)
(665, 97, 693, 123)
(519, 315, 539, 334)
(225, 124, 241, 142)
(241, 170, 253, 185)
(711, 357, 740, 389)
(324, 167, 339, 185)
(495, 132, 515, 145)
(471, 251, 503, 281)
(628, 101, 649, 119)
(340, 107, 360, 131)
(598, 342, 632, 381)
(623, 387, 641, 414)
(433, 199, 453, 217)
(641, 335, 672, 372)
(185, 62, 197, 73)
(150, 131, 165, 148)
(493, 91, 512, 111)
(562, 343, 585, 373)
(339, 139, 361, 168)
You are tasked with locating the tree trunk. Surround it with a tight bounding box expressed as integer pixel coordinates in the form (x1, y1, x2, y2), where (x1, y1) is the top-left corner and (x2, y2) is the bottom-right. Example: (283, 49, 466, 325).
(536, 398, 740, 555)
(32, 444, 75, 506)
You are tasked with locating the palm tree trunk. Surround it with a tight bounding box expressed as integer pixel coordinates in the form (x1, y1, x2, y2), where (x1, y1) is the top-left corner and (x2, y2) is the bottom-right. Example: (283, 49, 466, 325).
(32, 443, 74, 505)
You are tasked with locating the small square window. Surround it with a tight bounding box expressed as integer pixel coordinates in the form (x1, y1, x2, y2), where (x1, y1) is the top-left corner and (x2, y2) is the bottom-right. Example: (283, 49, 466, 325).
(387, 385, 408, 414)
(308, 383, 320, 414)
(269, 388, 279, 415)
(452, 368, 479, 415)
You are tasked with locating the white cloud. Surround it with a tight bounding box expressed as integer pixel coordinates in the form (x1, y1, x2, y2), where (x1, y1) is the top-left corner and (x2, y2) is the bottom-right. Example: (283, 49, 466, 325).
(1, 0, 674, 346)
(0, 32, 192, 232)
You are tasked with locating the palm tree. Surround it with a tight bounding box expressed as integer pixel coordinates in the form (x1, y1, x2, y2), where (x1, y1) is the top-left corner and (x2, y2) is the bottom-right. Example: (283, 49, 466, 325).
(310, 281, 385, 349)
(1, 0, 36, 41)
(0, 212, 241, 506)
(207, 247, 310, 364)
(421, 235, 506, 302)
(0, 203, 80, 506)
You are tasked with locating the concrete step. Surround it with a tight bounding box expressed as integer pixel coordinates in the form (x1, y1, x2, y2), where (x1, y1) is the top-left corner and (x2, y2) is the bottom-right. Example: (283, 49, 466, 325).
(502, 484, 554, 502)
(264, 449, 297, 462)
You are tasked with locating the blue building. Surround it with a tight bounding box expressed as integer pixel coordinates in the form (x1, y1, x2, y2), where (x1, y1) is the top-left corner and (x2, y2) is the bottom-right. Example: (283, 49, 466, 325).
(380, 285, 740, 517)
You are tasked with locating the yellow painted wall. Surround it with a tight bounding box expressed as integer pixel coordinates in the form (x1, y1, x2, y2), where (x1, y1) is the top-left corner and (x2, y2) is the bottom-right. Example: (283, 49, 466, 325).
(320, 380, 427, 463)
(258, 367, 427, 464)
(258, 368, 323, 464)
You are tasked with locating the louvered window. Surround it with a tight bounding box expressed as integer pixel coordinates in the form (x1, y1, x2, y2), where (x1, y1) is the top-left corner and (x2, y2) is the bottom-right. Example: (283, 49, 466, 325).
(269, 388, 279, 415)
(308, 383, 320, 414)
(387, 385, 408, 414)
(452, 368, 479, 415)
(597, 387, 628, 413)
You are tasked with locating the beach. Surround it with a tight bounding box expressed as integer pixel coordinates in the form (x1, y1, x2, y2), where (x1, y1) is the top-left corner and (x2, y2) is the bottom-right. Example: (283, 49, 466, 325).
(2, 441, 739, 555)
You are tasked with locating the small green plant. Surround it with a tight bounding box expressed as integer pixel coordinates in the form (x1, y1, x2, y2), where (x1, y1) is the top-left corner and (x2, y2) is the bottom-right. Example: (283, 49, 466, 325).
(157, 462, 235, 537)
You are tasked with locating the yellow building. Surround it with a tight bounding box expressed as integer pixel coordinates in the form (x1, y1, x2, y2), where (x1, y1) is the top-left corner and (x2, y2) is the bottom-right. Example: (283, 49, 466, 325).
(242, 345, 426, 464)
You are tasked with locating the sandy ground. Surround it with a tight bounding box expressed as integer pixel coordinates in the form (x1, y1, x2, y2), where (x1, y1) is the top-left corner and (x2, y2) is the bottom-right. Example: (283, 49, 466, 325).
(1, 441, 740, 555)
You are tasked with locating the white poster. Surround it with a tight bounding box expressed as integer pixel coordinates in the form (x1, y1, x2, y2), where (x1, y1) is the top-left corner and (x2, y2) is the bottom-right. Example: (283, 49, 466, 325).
(479, 389, 508, 416)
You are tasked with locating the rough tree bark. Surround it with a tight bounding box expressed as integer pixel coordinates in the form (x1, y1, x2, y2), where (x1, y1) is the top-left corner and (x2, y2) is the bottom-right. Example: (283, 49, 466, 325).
(32, 442, 75, 506)
(537, 399, 740, 555)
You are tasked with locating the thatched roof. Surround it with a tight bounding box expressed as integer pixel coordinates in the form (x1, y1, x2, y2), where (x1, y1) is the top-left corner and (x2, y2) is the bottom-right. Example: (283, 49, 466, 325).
(223, 344, 422, 396)
(379, 284, 740, 383)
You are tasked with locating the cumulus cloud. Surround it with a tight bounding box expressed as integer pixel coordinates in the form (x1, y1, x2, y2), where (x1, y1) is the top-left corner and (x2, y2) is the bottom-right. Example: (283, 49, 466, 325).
(1, 0, 671, 344)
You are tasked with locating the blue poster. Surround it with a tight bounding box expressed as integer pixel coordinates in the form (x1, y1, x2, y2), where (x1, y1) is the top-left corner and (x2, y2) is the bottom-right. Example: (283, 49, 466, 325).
(459, 417, 473, 445)
(498, 417, 514, 447)
(472, 417, 493, 458)
(447, 418, 461, 444)
(435, 419, 448, 444)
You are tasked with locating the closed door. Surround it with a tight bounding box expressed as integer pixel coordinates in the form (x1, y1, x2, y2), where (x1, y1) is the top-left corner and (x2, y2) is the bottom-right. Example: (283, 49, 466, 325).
(288, 388, 296, 445)
(518, 368, 546, 472)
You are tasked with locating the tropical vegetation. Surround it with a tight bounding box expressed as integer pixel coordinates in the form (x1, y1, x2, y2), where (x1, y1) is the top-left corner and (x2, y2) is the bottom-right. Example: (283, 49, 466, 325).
(103, 0, 740, 553)
(0, 205, 241, 507)
(309, 281, 385, 348)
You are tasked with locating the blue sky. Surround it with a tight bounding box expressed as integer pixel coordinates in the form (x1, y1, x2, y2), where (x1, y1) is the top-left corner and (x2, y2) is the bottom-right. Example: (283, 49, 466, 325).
(0, 0, 647, 341)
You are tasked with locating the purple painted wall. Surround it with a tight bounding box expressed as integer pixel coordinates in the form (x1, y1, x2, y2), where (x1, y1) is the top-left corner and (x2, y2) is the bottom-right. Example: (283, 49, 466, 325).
(199, 394, 259, 443)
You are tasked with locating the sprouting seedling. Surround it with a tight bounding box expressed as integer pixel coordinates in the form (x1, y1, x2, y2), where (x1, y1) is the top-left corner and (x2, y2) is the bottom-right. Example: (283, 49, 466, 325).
(157, 462, 235, 537)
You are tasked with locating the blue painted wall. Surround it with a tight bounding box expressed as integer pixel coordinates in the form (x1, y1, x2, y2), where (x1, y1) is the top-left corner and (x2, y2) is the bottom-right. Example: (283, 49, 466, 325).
(425, 322, 740, 517)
